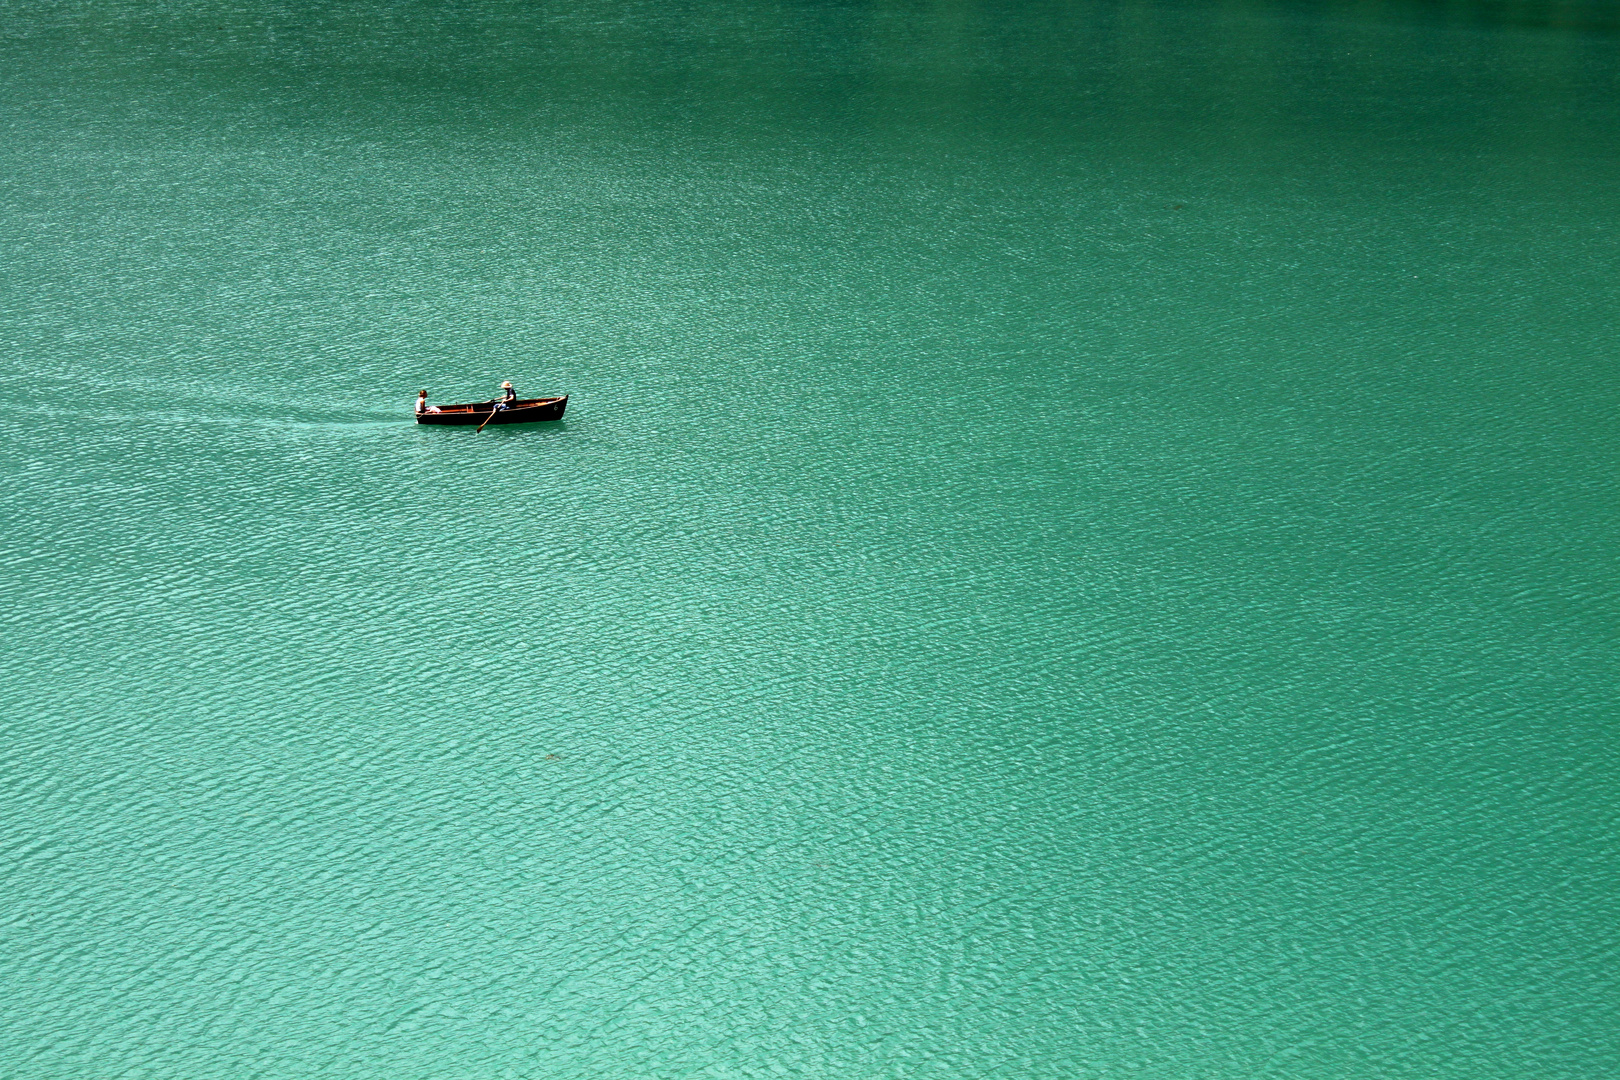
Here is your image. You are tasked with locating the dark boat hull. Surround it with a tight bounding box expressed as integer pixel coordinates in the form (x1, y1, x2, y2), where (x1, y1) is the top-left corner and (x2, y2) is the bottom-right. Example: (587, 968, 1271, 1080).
(416, 396, 568, 426)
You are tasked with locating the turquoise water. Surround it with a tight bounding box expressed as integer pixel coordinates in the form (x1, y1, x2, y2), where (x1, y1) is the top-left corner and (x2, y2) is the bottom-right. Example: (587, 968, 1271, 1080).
(3, 1, 1617, 1076)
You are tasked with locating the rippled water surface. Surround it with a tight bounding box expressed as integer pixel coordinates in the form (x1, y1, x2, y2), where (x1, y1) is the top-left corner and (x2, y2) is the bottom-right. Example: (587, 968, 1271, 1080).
(3, 0, 1618, 1076)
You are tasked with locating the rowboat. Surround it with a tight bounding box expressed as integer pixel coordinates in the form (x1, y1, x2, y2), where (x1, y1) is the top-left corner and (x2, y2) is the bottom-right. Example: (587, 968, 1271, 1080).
(416, 396, 568, 426)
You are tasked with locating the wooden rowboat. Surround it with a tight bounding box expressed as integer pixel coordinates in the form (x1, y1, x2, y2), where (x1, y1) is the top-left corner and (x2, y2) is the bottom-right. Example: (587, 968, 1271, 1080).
(416, 396, 568, 426)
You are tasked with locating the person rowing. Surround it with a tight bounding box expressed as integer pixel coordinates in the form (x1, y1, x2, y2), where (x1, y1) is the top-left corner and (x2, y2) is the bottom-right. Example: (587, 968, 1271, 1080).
(472, 380, 519, 432)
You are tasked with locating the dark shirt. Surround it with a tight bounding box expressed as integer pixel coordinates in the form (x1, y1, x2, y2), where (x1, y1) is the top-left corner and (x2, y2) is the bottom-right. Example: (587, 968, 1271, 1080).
(502, 386, 517, 403)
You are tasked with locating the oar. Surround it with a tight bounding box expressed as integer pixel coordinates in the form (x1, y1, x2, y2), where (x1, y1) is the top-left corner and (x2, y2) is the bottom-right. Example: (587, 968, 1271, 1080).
(476, 407, 501, 433)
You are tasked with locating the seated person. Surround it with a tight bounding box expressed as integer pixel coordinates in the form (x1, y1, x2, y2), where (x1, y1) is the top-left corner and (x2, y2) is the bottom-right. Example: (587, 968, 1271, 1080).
(415, 390, 440, 415)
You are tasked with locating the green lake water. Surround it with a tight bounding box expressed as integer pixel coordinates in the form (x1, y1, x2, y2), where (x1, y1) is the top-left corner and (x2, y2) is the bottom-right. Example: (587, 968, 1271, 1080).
(2, 1, 1617, 1076)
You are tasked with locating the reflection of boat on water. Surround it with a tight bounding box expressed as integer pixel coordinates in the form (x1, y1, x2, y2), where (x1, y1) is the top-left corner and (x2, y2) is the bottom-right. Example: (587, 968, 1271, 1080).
(415, 396, 568, 426)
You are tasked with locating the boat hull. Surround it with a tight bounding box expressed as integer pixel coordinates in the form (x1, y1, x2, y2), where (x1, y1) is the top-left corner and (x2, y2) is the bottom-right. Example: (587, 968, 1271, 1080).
(416, 396, 568, 426)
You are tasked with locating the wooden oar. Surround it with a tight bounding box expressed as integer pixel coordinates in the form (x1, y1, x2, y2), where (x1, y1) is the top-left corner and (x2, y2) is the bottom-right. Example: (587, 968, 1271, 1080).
(476, 406, 502, 433)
